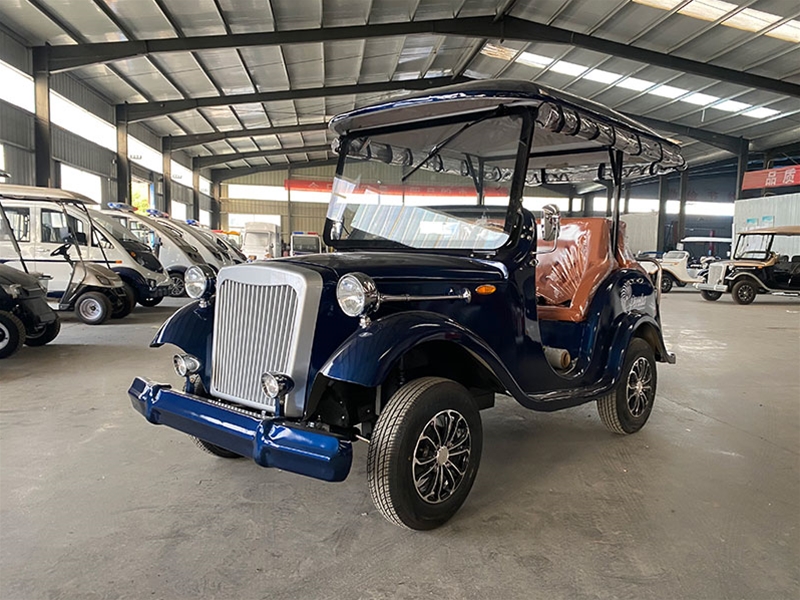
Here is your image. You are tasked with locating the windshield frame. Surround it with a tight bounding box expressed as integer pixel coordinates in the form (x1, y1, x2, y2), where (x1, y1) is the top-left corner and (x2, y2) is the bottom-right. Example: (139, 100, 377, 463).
(734, 233, 774, 260)
(323, 106, 535, 255)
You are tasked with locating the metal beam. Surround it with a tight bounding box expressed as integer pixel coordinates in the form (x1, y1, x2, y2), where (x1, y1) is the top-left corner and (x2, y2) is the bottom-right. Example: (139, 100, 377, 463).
(169, 122, 330, 150)
(32, 47, 52, 187)
(212, 158, 338, 183)
(657, 176, 669, 252)
(116, 105, 130, 205)
(625, 113, 745, 155)
(124, 77, 464, 122)
(193, 145, 332, 169)
(44, 16, 800, 98)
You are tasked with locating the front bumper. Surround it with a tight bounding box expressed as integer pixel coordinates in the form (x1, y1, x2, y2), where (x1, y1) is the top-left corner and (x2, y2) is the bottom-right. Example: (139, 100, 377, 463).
(694, 283, 727, 292)
(128, 377, 352, 482)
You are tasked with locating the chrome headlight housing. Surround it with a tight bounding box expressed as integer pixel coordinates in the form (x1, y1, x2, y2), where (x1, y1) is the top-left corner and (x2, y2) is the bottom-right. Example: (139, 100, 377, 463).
(185, 264, 216, 299)
(336, 272, 379, 317)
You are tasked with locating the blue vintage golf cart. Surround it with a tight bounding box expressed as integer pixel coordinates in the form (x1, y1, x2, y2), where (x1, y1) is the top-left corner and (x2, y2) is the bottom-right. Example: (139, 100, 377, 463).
(128, 80, 682, 530)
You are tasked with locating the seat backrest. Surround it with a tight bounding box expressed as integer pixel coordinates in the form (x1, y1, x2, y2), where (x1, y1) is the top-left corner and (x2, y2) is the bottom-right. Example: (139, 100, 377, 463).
(791, 255, 800, 263)
(535, 218, 616, 322)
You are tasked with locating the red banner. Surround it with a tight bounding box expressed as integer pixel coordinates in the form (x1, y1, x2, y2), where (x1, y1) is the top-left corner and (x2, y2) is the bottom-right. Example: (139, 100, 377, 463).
(284, 179, 508, 197)
(741, 166, 798, 190)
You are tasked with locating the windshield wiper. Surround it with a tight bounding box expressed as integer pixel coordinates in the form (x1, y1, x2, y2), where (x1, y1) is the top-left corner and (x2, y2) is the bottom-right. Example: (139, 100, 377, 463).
(400, 108, 504, 183)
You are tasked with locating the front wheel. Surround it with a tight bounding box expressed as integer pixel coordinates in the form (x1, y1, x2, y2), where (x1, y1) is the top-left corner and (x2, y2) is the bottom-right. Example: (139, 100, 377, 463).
(24, 316, 61, 346)
(597, 338, 657, 434)
(111, 284, 135, 319)
(0, 310, 26, 359)
(732, 279, 757, 305)
(138, 296, 163, 307)
(660, 273, 674, 293)
(700, 290, 722, 301)
(367, 377, 482, 530)
(168, 271, 185, 297)
(75, 291, 112, 325)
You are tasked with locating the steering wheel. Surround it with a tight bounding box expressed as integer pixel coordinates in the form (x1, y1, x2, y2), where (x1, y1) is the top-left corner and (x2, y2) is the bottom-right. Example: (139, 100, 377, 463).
(50, 243, 70, 257)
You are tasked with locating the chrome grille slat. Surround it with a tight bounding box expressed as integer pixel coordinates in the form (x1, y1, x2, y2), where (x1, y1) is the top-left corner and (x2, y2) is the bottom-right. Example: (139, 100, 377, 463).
(212, 279, 299, 412)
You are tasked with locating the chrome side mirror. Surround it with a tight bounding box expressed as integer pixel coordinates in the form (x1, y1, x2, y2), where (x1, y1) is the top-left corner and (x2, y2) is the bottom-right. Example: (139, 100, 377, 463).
(541, 204, 561, 243)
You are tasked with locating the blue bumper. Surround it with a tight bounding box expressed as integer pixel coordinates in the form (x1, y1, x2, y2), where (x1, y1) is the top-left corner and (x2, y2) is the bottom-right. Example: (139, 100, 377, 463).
(128, 377, 352, 482)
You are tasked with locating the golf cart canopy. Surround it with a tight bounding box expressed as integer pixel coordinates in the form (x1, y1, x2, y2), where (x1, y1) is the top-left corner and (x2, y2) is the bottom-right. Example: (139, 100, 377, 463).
(329, 79, 686, 185)
(0, 184, 97, 205)
(738, 226, 800, 236)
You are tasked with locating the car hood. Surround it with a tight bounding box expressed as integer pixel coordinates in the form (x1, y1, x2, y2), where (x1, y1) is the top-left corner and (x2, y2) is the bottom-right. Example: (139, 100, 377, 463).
(0, 264, 40, 287)
(280, 252, 507, 283)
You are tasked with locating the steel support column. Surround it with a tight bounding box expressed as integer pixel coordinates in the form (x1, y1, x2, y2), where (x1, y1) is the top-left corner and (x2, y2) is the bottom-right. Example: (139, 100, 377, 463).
(567, 186, 575, 217)
(582, 193, 593, 217)
(677, 170, 689, 242)
(115, 105, 130, 206)
(657, 176, 669, 252)
(623, 182, 631, 214)
(286, 167, 293, 251)
(211, 182, 221, 229)
(161, 138, 172, 213)
(735, 138, 750, 200)
(32, 47, 53, 187)
(192, 170, 200, 221)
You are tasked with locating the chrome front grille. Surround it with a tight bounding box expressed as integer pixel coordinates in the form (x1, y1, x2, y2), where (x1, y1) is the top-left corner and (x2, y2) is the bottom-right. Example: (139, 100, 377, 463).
(211, 279, 299, 412)
(210, 263, 323, 417)
(708, 263, 726, 286)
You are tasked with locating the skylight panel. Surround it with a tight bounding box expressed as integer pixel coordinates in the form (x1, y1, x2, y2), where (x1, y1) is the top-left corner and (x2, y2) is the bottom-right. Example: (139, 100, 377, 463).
(770, 21, 800, 43)
(616, 77, 655, 91)
(516, 52, 553, 68)
(649, 85, 688, 99)
(680, 0, 737, 22)
(480, 43, 517, 61)
(724, 8, 781, 32)
(549, 61, 588, 76)
(742, 106, 780, 119)
(582, 69, 622, 84)
(714, 99, 751, 112)
(682, 92, 720, 105)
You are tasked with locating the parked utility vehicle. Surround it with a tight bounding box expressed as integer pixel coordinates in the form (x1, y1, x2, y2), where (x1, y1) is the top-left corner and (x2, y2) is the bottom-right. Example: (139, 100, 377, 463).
(0, 186, 129, 324)
(128, 81, 682, 530)
(290, 232, 322, 256)
(242, 221, 281, 261)
(696, 226, 800, 303)
(148, 211, 233, 271)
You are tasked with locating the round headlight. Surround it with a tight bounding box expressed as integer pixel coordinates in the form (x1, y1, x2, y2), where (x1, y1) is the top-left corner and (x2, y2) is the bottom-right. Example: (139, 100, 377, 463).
(336, 272, 379, 317)
(185, 265, 215, 299)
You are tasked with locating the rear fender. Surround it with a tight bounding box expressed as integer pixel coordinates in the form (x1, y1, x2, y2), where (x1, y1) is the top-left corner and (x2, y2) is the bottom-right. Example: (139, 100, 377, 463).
(318, 310, 525, 399)
(151, 300, 214, 389)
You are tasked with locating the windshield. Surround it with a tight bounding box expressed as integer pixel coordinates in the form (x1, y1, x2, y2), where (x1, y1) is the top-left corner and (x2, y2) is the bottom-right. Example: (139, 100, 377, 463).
(245, 231, 275, 248)
(734, 234, 772, 260)
(91, 211, 150, 249)
(326, 113, 526, 251)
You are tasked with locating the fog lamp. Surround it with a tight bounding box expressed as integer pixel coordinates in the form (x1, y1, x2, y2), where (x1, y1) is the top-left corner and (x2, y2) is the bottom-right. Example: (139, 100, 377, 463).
(173, 354, 201, 377)
(261, 372, 294, 399)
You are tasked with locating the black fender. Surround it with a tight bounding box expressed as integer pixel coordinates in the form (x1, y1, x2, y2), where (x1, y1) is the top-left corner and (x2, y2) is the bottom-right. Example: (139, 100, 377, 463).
(318, 310, 528, 400)
(151, 300, 214, 389)
(167, 265, 188, 275)
(727, 271, 766, 291)
(112, 267, 148, 299)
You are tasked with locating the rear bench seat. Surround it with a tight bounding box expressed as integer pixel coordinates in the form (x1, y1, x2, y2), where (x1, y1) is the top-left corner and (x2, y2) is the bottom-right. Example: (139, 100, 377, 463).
(535, 218, 619, 323)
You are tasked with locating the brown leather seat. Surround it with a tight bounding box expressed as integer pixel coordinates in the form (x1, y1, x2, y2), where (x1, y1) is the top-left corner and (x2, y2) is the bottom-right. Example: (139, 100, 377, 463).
(535, 218, 616, 322)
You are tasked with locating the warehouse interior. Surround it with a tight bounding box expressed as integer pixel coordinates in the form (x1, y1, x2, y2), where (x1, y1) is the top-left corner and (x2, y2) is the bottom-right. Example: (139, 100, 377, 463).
(0, 1, 798, 598)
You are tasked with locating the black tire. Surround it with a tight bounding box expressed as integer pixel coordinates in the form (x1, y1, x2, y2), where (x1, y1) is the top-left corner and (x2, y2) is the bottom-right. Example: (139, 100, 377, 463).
(169, 271, 186, 297)
(112, 284, 136, 319)
(732, 279, 757, 305)
(700, 290, 722, 302)
(660, 273, 674, 293)
(0, 310, 26, 359)
(24, 315, 61, 346)
(367, 377, 482, 530)
(193, 437, 241, 459)
(597, 338, 657, 435)
(138, 296, 163, 307)
(75, 291, 112, 325)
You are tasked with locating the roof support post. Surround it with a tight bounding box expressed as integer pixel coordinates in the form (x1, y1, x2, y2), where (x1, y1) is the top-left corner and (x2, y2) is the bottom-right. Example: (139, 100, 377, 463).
(657, 175, 669, 252)
(192, 169, 200, 221)
(286, 166, 293, 250)
(581, 192, 593, 217)
(623, 182, 631, 215)
(735, 138, 749, 200)
(32, 47, 53, 187)
(115, 105, 130, 206)
(211, 181, 221, 230)
(677, 170, 689, 242)
(161, 138, 172, 213)
(567, 186, 575, 217)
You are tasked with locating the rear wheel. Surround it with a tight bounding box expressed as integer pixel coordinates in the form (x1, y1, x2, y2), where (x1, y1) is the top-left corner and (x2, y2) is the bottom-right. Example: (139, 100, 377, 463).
(169, 271, 185, 297)
(24, 315, 61, 346)
(660, 273, 674, 293)
(111, 284, 135, 319)
(597, 338, 657, 435)
(700, 290, 722, 301)
(0, 311, 26, 359)
(367, 377, 482, 530)
(138, 296, 163, 307)
(732, 279, 757, 305)
(75, 291, 112, 325)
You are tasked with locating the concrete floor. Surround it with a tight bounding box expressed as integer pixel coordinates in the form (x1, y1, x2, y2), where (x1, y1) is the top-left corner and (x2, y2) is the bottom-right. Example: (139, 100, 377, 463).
(1, 290, 798, 600)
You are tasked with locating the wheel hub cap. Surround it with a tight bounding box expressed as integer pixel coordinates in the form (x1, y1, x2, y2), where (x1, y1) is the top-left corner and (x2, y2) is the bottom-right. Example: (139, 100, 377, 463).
(412, 409, 471, 505)
(626, 357, 653, 418)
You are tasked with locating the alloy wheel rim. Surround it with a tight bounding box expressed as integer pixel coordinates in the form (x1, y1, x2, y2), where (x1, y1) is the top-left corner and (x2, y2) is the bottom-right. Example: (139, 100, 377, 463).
(171, 276, 185, 296)
(0, 323, 9, 349)
(412, 409, 471, 504)
(626, 357, 653, 417)
(79, 298, 102, 321)
(738, 284, 754, 302)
